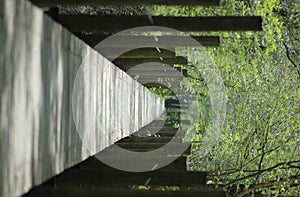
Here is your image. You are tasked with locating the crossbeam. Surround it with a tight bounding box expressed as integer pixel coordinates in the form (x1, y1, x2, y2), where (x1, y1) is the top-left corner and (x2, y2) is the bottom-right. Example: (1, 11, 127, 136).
(58, 15, 262, 32)
(100, 48, 176, 59)
(31, 0, 220, 7)
(78, 35, 220, 47)
(113, 57, 187, 70)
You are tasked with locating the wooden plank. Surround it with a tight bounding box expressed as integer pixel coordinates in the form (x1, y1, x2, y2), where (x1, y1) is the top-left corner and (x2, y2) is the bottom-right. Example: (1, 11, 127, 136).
(119, 64, 183, 71)
(127, 71, 186, 77)
(144, 120, 190, 125)
(113, 57, 187, 70)
(167, 108, 186, 113)
(78, 156, 187, 171)
(165, 103, 188, 107)
(132, 76, 186, 81)
(31, 0, 220, 7)
(165, 105, 188, 109)
(118, 136, 182, 143)
(24, 187, 226, 197)
(126, 68, 188, 77)
(58, 15, 262, 32)
(116, 142, 190, 150)
(132, 127, 186, 138)
(77, 35, 220, 47)
(153, 131, 181, 137)
(143, 82, 175, 88)
(104, 144, 191, 155)
(167, 108, 186, 112)
(139, 125, 177, 130)
(134, 77, 185, 84)
(166, 98, 180, 104)
(100, 48, 176, 59)
(49, 169, 206, 187)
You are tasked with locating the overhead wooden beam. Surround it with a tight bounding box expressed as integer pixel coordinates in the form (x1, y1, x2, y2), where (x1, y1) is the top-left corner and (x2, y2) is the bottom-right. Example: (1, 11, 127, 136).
(142, 82, 180, 89)
(58, 15, 263, 32)
(77, 34, 220, 47)
(118, 136, 182, 143)
(98, 48, 176, 59)
(31, 0, 220, 7)
(24, 188, 226, 197)
(127, 72, 185, 77)
(78, 156, 186, 171)
(113, 57, 187, 70)
(124, 67, 183, 72)
(50, 169, 205, 187)
(136, 76, 185, 81)
(126, 68, 188, 77)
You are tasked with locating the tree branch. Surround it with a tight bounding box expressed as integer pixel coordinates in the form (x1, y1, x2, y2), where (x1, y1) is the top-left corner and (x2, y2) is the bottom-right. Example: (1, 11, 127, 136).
(224, 159, 300, 188)
(232, 174, 300, 197)
(283, 42, 300, 76)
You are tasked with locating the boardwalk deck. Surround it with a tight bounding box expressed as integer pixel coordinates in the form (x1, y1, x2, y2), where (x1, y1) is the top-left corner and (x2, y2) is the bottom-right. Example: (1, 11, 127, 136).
(3, 0, 263, 196)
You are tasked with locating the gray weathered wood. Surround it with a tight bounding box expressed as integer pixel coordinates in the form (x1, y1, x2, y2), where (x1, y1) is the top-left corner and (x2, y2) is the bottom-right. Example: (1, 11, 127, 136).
(31, 0, 220, 7)
(57, 15, 262, 32)
(0, 0, 165, 196)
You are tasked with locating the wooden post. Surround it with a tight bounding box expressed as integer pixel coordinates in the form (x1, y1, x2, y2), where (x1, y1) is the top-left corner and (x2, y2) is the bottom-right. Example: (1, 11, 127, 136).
(58, 15, 263, 32)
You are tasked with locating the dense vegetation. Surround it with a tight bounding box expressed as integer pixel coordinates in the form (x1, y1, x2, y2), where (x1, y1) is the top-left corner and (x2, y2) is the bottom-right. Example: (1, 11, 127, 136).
(151, 0, 299, 196)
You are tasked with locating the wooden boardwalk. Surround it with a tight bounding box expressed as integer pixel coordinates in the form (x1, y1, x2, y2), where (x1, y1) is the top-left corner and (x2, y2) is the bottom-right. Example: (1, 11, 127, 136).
(19, 0, 263, 196)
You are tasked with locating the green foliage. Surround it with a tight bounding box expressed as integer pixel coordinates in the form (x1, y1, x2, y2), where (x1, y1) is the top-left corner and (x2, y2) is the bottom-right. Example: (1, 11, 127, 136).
(149, 86, 174, 98)
(150, 0, 300, 196)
